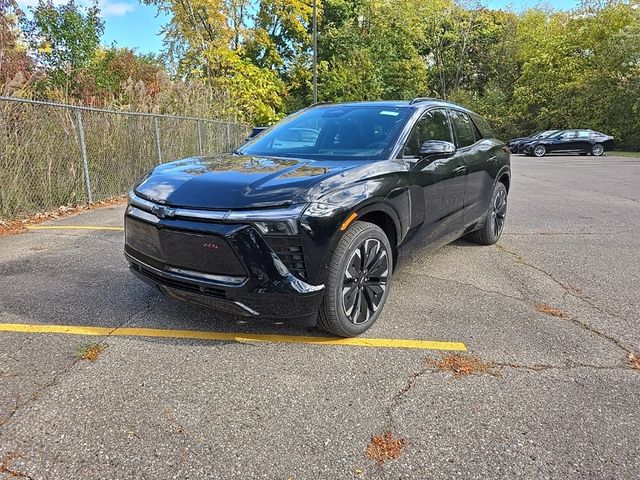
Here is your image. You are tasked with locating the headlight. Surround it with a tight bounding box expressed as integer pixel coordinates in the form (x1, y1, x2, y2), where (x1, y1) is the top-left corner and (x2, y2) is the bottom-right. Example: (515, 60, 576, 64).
(226, 204, 306, 235)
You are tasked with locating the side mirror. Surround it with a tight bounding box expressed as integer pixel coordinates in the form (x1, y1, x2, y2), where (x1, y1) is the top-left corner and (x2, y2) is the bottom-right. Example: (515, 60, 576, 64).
(419, 140, 456, 159)
(248, 126, 267, 139)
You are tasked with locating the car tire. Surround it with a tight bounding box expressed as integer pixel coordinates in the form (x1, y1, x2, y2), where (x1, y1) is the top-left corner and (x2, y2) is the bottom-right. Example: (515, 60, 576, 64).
(317, 221, 393, 337)
(466, 182, 508, 245)
(533, 144, 546, 157)
(591, 143, 605, 156)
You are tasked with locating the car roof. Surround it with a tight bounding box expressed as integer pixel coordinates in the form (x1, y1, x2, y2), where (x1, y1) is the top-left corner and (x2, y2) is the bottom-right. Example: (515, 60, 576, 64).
(310, 99, 472, 112)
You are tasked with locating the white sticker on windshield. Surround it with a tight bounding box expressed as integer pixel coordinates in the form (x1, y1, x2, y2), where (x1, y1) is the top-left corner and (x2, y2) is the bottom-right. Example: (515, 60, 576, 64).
(379, 110, 400, 116)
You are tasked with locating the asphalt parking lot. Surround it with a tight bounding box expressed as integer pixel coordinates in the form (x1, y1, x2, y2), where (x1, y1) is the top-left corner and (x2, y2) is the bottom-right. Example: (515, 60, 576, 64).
(1, 154, 639, 479)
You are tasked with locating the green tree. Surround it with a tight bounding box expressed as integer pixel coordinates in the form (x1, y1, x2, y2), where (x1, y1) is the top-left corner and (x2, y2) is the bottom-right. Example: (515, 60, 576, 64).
(146, 0, 294, 123)
(1, 0, 31, 90)
(22, 0, 104, 97)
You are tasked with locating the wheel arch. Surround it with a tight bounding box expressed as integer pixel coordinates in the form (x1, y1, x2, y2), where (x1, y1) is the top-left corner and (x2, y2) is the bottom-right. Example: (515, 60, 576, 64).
(498, 170, 510, 192)
(354, 203, 401, 270)
(492, 165, 511, 194)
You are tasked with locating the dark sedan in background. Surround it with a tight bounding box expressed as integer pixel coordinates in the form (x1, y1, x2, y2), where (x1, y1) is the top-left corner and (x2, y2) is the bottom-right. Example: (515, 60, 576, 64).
(124, 99, 510, 336)
(521, 129, 614, 157)
(507, 130, 559, 153)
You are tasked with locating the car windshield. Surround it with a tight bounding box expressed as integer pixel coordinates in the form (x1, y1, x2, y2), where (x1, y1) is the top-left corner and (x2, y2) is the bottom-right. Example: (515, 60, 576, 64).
(239, 105, 413, 160)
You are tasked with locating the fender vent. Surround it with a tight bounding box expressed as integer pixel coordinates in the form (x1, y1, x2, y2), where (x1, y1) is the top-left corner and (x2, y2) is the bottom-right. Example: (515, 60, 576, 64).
(265, 237, 308, 280)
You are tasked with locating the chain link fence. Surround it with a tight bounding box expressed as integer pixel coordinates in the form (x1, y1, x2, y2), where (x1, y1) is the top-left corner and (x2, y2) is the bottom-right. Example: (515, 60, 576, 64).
(0, 97, 250, 219)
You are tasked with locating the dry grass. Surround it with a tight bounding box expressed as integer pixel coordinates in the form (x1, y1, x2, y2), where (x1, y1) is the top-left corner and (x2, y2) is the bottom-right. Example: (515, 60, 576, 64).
(628, 353, 640, 371)
(365, 431, 406, 464)
(77, 343, 105, 362)
(535, 303, 570, 318)
(430, 354, 497, 378)
(0, 195, 126, 236)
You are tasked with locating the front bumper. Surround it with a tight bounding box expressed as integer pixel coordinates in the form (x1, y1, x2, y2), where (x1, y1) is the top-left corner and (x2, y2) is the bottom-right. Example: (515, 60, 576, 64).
(124, 204, 325, 321)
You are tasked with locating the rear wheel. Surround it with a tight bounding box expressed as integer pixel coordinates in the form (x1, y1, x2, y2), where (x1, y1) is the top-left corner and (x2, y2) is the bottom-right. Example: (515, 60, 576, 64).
(318, 221, 392, 337)
(591, 143, 604, 156)
(533, 145, 546, 157)
(466, 182, 508, 245)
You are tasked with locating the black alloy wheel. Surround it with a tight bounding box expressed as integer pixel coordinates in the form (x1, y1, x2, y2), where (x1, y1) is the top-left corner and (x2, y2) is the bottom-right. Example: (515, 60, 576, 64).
(491, 187, 508, 238)
(341, 238, 389, 325)
(318, 221, 393, 337)
(466, 182, 508, 245)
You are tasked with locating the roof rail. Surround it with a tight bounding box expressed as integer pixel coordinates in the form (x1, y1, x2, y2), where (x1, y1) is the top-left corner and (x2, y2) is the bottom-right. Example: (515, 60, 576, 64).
(409, 97, 436, 105)
(310, 101, 334, 107)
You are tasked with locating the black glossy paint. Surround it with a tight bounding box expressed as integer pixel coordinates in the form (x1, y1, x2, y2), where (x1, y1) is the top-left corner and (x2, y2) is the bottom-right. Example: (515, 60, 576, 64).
(125, 100, 510, 323)
(520, 129, 614, 156)
(507, 130, 559, 153)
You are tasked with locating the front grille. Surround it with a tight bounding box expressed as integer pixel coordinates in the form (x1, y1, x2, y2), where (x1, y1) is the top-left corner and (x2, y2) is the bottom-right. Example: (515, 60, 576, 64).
(265, 236, 308, 280)
(125, 216, 246, 276)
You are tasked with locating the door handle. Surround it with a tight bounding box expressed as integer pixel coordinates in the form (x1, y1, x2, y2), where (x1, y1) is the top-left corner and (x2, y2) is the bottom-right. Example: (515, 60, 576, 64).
(488, 156, 498, 163)
(453, 166, 467, 175)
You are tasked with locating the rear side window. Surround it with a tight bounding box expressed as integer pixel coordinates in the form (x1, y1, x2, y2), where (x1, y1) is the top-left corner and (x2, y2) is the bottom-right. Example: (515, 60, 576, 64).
(450, 110, 479, 148)
(403, 109, 453, 157)
(578, 130, 590, 138)
(470, 112, 494, 139)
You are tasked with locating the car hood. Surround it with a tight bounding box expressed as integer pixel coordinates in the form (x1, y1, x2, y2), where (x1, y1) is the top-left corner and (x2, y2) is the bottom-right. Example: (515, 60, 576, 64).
(134, 153, 360, 209)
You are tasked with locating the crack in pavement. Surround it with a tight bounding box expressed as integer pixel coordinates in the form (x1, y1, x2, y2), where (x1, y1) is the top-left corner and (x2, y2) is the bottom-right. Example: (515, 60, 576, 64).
(494, 361, 627, 372)
(378, 359, 435, 432)
(0, 452, 34, 479)
(381, 356, 633, 429)
(495, 243, 635, 354)
(105, 290, 156, 337)
(0, 291, 156, 435)
(415, 272, 525, 301)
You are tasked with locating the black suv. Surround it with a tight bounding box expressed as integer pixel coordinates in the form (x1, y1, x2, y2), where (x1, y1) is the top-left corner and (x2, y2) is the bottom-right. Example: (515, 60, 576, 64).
(125, 99, 510, 336)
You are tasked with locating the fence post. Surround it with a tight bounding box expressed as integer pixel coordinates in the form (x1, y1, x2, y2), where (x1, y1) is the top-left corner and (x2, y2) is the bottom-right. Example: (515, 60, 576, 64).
(75, 109, 93, 204)
(153, 116, 163, 164)
(197, 120, 203, 155)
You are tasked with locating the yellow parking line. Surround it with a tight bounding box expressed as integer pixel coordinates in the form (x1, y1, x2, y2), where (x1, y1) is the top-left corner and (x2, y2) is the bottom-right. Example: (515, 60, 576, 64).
(27, 225, 124, 231)
(0, 322, 467, 351)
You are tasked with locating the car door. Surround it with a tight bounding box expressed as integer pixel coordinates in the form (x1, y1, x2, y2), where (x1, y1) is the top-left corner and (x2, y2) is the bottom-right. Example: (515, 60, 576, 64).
(575, 130, 592, 152)
(404, 108, 467, 243)
(456, 110, 499, 228)
(554, 130, 578, 152)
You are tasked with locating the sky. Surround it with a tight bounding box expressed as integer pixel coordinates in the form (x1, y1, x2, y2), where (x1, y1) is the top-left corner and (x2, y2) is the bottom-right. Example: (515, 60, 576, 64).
(17, 1, 582, 56)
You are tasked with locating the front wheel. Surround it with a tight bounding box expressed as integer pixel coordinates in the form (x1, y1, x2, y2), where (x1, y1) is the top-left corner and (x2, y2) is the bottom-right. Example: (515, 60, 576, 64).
(318, 221, 392, 337)
(533, 144, 546, 157)
(591, 143, 604, 156)
(466, 182, 508, 245)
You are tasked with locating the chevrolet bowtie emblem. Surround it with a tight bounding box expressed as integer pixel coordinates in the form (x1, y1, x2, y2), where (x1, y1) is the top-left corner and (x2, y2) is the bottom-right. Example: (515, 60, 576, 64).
(151, 205, 176, 219)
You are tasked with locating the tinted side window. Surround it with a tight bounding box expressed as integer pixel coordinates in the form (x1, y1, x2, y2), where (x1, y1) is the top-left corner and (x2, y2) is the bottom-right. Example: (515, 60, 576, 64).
(404, 109, 452, 157)
(450, 110, 478, 148)
(470, 112, 494, 139)
(578, 130, 590, 138)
